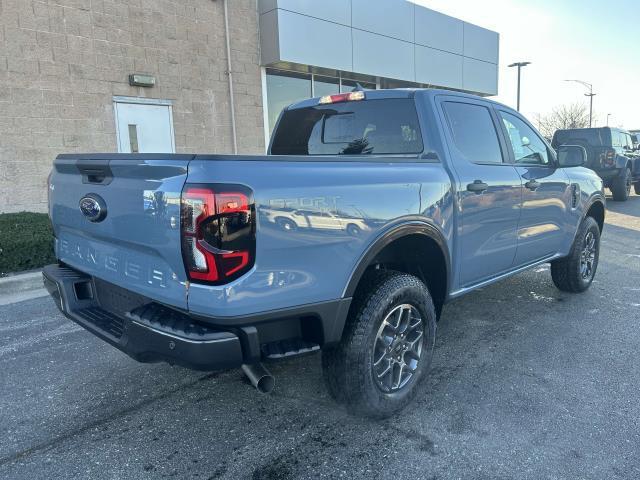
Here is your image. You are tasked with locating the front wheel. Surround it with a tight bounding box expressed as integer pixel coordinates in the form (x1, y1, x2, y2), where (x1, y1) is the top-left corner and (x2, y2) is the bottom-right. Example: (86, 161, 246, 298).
(550, 216, 600, 293)
(634, 182, 640, 196)
(321, 271, 436, 418)
(611, 167, 632, 201)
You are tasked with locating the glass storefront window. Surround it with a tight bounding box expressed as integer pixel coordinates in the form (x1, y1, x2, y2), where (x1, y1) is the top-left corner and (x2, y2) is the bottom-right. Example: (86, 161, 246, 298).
(265, 69, 378, 137)
(341, 79, 376, 93)
(314, 76, 340, 98)
(381, 79, 416, 89)
(266, 69, 311, 136)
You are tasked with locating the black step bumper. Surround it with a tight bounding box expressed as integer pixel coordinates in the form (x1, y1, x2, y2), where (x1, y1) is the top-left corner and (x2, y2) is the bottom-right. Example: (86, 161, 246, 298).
(42, 264, 243, 371)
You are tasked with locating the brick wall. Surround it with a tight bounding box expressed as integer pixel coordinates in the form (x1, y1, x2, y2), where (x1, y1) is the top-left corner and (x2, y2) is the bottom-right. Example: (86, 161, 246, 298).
(0, 0, 265, 213)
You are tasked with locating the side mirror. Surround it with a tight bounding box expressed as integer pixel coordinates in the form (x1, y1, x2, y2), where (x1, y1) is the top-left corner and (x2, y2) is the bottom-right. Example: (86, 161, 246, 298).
(558, 145, 587, 168)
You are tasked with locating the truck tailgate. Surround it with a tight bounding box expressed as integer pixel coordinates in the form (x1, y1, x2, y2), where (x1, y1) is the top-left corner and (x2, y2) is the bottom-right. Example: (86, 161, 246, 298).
(49, 154, 194, 309)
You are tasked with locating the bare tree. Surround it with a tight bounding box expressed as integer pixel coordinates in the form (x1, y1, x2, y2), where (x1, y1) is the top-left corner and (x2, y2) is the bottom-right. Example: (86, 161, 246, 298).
(535, 103, 591, 139)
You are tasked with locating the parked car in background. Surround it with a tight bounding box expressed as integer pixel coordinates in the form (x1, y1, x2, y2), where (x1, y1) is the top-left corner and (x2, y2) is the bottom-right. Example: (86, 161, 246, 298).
(552, 127, 640, 200)
(44, 89, 605, 418)
(261, 206, 369, 236)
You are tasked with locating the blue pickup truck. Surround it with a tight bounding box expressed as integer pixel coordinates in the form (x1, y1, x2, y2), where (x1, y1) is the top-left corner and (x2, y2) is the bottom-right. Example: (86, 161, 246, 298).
(44, 89, 605, 418)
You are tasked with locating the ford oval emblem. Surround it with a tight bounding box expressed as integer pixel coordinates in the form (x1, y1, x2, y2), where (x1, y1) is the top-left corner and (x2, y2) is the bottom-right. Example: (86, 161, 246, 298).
(79, 194, 107, 223)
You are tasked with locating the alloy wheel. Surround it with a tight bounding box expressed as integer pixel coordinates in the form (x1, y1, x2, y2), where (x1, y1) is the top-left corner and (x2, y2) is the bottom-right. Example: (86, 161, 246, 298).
(372, 304, 424, 393)
(580, 231, 597, 280)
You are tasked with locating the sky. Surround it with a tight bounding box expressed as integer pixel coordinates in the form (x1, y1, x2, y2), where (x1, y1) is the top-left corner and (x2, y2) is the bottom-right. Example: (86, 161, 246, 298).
(416, 0, 640, 129)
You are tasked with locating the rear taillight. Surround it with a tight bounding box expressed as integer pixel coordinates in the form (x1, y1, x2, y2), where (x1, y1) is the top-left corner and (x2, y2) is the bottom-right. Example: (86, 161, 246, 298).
(600, 148, 615, 167)
(180, 184, 255, 285)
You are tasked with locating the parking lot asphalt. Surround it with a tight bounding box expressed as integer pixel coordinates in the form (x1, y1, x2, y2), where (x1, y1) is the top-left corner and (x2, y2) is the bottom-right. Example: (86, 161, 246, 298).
(1, 194, 640, 480)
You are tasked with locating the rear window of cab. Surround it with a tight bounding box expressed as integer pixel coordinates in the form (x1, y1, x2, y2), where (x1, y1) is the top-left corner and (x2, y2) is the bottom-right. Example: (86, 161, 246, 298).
(270, 98, 424, 156)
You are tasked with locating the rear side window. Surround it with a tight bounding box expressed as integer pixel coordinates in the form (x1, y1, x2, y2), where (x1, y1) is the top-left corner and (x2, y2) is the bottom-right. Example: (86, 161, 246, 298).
(443, 102, 504, 164)
(270, 99, 423, 155)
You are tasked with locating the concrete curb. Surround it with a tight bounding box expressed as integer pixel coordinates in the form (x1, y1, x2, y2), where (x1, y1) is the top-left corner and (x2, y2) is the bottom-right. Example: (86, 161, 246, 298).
(0, 270, 44, 296)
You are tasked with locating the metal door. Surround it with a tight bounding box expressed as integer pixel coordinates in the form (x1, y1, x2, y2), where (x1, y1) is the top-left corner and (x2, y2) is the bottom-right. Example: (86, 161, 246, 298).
(114, 99, 175, 153)
(437, 97, 523, 287)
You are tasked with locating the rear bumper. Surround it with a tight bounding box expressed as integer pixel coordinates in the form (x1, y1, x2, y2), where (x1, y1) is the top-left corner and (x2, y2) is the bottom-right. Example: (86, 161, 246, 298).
(43, 264, 351, 371)
(43, 264, 243, 371)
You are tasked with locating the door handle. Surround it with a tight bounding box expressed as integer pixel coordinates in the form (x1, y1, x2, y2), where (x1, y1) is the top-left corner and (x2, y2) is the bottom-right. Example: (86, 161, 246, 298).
(525, 180, 541, 191)
(467, 180, 489, 193)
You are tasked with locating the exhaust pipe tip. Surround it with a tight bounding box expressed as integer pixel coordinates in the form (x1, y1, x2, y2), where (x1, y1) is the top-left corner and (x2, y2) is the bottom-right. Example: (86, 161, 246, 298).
(256, 374, 275, 394)
(242, 363, 275, 394)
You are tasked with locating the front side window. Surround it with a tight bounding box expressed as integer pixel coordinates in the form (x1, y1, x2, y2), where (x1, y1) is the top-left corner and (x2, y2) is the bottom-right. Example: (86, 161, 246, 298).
(443, 102, 504, 164)
(270, 99, 423, 156)
(499, 111, 550, 165)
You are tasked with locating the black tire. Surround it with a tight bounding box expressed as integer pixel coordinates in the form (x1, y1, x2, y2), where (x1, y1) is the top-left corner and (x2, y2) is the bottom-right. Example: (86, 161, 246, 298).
(611, 167, 632, 201)
(634, 182, 640, 196)
(321, 271, 384, 405)
(550, 216, 600, 293)
(321, 270, 436, 418)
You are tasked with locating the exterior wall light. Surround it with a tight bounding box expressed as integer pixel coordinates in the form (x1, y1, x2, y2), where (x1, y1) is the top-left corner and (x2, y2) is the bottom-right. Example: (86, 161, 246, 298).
(129, 74, 156, 87)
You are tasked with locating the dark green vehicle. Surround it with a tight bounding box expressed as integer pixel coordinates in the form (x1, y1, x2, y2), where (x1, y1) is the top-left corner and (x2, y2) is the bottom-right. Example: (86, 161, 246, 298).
(552, 127, 640, 201)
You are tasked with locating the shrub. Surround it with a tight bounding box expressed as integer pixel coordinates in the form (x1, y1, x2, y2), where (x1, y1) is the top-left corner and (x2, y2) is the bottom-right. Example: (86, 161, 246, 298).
(0, 212, 56, 276)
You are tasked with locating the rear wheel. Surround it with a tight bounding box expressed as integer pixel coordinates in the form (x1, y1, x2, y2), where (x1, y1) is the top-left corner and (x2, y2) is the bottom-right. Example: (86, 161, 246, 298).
(634, 182, 640, 196)
(321, 271, 436, 418)
(611, 167, 632, 201)
(550, 216, 600, 293)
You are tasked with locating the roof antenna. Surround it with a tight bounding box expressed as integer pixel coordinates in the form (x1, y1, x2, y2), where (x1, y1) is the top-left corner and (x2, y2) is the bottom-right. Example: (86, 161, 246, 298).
(352, 83, 366, 92)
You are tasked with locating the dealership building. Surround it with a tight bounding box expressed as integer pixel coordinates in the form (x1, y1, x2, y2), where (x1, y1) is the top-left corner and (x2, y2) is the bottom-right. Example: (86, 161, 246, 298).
(0, 0, 499, 213)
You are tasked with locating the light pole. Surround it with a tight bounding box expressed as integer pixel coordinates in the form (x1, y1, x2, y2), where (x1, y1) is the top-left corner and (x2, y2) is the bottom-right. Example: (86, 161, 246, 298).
(565, 79, 595, 127)
(606, 114, 612, 126)
(508, 61, 531, 111)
